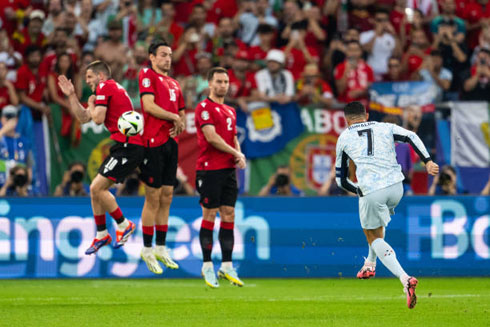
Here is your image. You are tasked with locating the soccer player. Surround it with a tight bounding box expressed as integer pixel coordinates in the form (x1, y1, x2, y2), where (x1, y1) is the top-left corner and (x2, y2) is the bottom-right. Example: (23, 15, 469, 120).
(194, 67, 247, 288)
(57, 61, 143, 254)
(138, 40, 185, 274)
(335, 101, 439, 309)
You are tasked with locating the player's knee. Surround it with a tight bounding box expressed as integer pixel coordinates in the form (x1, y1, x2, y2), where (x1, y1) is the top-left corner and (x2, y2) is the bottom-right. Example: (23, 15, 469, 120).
(160, 187, 173, 205)
(145, 189, 160, 207)
(89, 182, 100, 197)
(220, 208, 235, 222)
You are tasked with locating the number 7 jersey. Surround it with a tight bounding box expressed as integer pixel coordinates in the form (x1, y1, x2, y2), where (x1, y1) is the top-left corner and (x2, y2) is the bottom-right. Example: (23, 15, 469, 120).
(195, 97, 237, 170)
(335, 121, 431, 196)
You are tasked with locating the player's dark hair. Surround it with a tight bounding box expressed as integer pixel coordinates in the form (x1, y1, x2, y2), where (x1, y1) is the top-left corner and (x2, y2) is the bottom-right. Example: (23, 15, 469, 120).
(148, 40, 170, 55)
(344, 101, 366, 118)
(86, 60, 111, 77)
(207, 67, 228, 81)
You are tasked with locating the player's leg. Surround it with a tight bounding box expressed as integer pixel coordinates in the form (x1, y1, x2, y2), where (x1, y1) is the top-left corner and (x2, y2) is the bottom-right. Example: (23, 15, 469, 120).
(196, 170, 221, 288)
(154, 140, 179, 269)
(85, 176, 113, 255)
(154, 185, 179, 269)
(357, 228, 384, 279)
(140, 185, 162, 274)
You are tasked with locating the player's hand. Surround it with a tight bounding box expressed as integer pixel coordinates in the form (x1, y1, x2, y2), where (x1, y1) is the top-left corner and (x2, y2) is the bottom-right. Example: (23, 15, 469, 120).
(88, 95, 96, 107)
(58, 75, 75, 96)
(426, 160, 439, 176)
(235, 152, 246, 169)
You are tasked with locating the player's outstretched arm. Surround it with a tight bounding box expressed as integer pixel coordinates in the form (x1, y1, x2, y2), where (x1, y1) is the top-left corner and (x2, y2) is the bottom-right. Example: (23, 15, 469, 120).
(57, 75, 91, 123)
(392, 124, 432, 164)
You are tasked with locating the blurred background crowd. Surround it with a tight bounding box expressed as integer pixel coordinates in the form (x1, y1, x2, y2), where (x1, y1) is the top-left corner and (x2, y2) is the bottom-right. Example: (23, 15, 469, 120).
(0, 0, 489, 197)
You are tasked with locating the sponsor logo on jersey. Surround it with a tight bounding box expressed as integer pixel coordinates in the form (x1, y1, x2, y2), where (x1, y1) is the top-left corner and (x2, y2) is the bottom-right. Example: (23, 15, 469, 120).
(96, 95, 105, 100)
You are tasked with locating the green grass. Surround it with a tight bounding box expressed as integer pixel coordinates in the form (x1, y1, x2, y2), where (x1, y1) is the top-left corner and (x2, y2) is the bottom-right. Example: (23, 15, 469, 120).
(0, 278, 489, 327)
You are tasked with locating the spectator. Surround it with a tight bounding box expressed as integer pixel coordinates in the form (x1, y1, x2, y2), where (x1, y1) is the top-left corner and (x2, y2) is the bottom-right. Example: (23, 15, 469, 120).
(122, 42, 148, 109)
(462, 0, 490, 49)
(258, 165, 303, 196)
(282, 19, 320, 79)
(334, 41, 374, 106)
(255, 50, 295, 104)
(0, 62, 19, 108)
(324, 27, 364, 77)
(154, 2, 184, 49)
(113, 0, 138, 48)
(295, 63, 334, 107)
(86, 0, 119, 50)
(0, 30, 22, 81)
(432, 19, 468, 83)
(54, 161, 89, 196)
(188, 4, 215, 46)
(94, 20, 129, 82)
(303, 5, 327, 54)
(402, 28, 432, 79)
(47, 53, 81, 139)
(403, 104, 422, 133)
(417, 50, 452, 101)
(42, 0, 65, 37)
(173, 25, 202, 77)
(235, 0, 278, 46)
(462, 48, 490, 101)
(227, 50, 260, 112)
(360, 8, 402, 79)
(12, 10, 47, 55)
(77, 51, 96, 105)
(210, 17, 246, 63)
(136, 0, 160, 38)
(431, 0, 466, 37)
(428, 165, 467, 195)
(182, 52, 212, 109)
(116, 170, 141, 196)
(347, 0, 375, 32)
(0, 165, 33, 197)
(249, 24, 276, 71)
(382, 56, 408, 82)
(277, 0, 305, 47)
(471, 24, 490, 65)
(0, 106, 34, 189)
(16, 45, 49, 195)
(406, 0, 439, 22)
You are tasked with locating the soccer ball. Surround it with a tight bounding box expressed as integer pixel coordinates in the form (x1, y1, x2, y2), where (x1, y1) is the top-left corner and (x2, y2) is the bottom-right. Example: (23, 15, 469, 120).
(118, 111, 143, 137)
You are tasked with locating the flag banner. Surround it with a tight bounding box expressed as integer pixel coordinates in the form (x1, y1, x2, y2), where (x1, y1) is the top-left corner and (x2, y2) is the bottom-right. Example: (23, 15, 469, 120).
(49, 104, 111, 193)
(450, 102, 490, 168)
(369, 81, 438, 115)
(237, 102, 304, 159)
(248, 106, 346, 195)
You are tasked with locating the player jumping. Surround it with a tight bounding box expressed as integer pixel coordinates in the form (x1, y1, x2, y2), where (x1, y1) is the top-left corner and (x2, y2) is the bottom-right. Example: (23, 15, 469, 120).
(58, 61, 143, 254)
(195, 67, 247, 288)
(138, 40, 185, 274)
(335, 101, 439, 309)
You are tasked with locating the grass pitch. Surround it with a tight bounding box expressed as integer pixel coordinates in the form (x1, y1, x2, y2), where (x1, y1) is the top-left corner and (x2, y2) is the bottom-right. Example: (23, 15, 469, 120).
(0, 278, 488, 327)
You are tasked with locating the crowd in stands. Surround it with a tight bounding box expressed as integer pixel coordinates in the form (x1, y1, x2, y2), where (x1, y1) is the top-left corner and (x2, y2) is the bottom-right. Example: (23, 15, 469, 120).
(0, 0, 489, 197)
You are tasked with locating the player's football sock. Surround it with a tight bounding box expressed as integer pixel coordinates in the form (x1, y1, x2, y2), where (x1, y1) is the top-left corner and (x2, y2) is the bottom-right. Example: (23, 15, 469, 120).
(94, 214, 107, 232)
(219, 221, 234, 262)
(109, 207, 126, 226)
(154, 245, 179, 269)
(142, 225, 154, 248)
(371, 238, 407, 279)
(96, 229, 109, 240)
(200, 219, 214, 262)
(367, 245, 377, 263)
(155, 224, 168, 246)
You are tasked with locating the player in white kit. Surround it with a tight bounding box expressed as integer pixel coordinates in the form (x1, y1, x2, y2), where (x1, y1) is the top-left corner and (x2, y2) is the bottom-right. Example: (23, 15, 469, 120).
(335, 101, 439, 309)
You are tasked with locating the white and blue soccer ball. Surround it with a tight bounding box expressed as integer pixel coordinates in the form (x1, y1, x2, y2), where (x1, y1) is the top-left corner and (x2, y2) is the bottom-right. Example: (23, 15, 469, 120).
(118, 111, 143, 136)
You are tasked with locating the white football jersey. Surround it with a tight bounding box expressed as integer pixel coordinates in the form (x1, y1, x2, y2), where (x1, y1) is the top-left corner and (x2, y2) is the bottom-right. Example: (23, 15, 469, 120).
(335, 121, 431, 196)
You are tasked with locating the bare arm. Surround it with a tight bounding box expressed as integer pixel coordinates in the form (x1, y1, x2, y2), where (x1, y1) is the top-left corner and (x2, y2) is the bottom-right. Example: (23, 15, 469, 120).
(57, 75, 91, 123)
(202, 125, 243, 158)
(141, 94, 181, 122)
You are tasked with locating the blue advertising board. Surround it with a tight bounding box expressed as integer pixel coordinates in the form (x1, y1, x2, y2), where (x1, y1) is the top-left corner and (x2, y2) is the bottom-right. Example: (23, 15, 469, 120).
(0, 196, 488, 278)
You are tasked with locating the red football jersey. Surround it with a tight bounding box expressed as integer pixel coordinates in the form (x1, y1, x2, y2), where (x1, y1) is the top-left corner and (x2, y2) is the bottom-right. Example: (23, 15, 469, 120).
(227, 69, 257, 98)
(139, 67, 185, 147)
(195, 98, 237, 171)
(94, 79, 143, 146)
(15, 64, 47, 120)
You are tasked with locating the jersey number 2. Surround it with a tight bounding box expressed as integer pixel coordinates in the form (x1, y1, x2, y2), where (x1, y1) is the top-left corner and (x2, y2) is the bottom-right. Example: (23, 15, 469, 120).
(357, 128, 373, 156)
(226, 117, 233, 131)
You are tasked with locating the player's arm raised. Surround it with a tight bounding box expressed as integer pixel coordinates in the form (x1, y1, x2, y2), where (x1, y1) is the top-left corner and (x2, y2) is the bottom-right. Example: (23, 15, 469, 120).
(202, 125, 246, 166)
(392, 124, 439, 176)
(57, 75, 91, 123)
